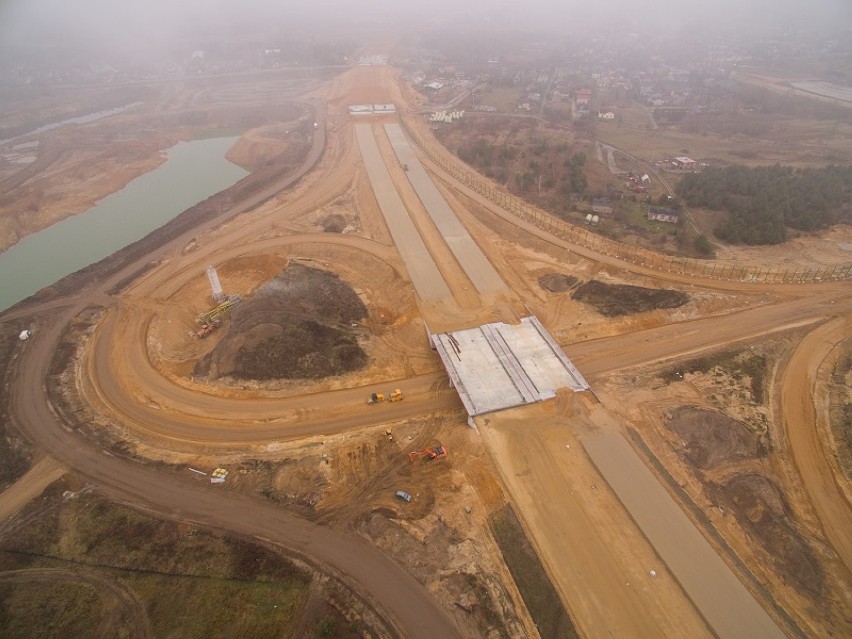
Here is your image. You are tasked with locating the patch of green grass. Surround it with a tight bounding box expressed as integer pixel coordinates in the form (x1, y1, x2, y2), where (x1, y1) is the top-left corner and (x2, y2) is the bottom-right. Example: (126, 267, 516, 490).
(474, 88, 524, 112)
(490, 505, 579, 639)
(0, 319, 34, 490)
(195, 127, 245, 140)
(0, 582, 104, 639)
(128, 573, 307, 639)
(0, 490, 313, 638)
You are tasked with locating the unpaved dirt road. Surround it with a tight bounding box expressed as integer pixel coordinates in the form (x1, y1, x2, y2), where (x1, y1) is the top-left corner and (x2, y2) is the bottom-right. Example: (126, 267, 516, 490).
(781, 316, 852, 571)
(4, 59, 852, 639)
(0, 456, 65, 522)
(11, 282, 462, 639)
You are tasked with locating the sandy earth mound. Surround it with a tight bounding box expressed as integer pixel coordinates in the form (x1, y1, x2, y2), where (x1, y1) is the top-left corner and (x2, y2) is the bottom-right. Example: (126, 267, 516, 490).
(195, 264, 367, 381)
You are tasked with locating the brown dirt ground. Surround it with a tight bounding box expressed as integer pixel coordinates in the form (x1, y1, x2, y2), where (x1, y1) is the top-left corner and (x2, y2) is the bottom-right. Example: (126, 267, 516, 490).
(9, 62, 852, 639)
(593, 334, 852, 639)
(0, 83, 310, 253)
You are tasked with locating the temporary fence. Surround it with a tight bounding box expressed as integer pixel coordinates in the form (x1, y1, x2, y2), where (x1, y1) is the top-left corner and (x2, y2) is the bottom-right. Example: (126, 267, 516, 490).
(399, 118, 852, 285)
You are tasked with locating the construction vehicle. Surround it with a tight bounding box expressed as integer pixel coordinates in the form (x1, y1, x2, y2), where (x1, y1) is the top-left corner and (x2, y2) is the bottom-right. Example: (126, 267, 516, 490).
(196, 294, 241, 325)
(408, 444, 447, 462)
(368, 389, 403, 405)
(193, 318, 221, 339)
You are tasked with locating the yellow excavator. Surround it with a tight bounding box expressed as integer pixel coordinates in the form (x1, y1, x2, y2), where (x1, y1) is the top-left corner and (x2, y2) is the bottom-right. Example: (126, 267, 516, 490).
(368, 389, 403, 405)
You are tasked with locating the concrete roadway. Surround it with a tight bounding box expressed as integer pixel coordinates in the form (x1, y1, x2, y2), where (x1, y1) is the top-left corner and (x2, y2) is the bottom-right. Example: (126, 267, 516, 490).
(384, 122, 508, 296)
(583, 431, 785, 639)
(355, 122, 452, 301)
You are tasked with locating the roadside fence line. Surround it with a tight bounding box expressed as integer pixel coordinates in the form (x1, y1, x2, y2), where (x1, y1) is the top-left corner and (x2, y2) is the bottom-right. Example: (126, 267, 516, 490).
(400, 118, 852, 284)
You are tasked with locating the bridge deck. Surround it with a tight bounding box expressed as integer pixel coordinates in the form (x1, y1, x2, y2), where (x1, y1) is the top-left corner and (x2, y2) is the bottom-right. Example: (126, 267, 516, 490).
(432, 316, 589, 416)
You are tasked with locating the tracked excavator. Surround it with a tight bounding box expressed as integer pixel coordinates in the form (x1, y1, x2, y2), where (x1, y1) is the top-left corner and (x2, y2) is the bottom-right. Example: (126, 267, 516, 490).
(408, 444, 447, 462)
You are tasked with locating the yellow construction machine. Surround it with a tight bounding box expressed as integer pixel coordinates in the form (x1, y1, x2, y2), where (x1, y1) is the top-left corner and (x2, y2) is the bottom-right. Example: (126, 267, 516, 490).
(368, 389, 403, 405)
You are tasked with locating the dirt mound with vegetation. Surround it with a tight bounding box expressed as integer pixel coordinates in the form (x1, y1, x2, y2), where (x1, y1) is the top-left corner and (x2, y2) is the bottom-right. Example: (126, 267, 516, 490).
(571, 280, 689, 316)
(538, 273, 579, 293)
(195, 264, 367, 381)
(710, 473, 823, 598)
(318, 213, 349, 233)
(666, 407, 763, 469)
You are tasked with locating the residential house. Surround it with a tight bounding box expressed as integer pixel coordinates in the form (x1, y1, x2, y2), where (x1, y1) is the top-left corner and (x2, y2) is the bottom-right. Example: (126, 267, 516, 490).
(672, 156, 699, 171)
(575, 87, 593, 107)
(648, 206, 681, 224)
(592, 198, 614, 214)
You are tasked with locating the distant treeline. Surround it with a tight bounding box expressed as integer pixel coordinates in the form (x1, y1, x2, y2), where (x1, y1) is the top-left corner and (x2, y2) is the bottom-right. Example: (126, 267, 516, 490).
(678, 164, 852, 244)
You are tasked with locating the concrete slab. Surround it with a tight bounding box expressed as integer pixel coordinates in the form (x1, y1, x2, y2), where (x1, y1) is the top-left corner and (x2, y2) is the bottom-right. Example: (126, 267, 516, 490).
(583, 431, 786, 639)
(355, 124, 451, 301)
(432, 317, 589, 416)
(384, 123, 508, 296)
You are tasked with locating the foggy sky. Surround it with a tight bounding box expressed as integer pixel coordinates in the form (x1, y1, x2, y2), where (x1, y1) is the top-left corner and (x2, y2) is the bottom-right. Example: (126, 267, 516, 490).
(1, 0, 851, 61)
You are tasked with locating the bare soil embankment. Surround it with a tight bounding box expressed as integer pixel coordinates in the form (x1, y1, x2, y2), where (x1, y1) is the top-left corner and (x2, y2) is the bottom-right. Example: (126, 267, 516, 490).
(592, 334, 852, 639)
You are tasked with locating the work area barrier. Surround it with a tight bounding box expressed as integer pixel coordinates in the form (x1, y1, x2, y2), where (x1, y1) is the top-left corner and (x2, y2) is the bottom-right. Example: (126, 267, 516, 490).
(400, 118, 852, 285)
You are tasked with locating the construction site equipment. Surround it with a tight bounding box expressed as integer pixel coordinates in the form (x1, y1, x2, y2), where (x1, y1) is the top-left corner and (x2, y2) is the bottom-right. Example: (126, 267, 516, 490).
(210, 468, 229, 484)
(367, 388, 403, 405)
(193, 318, 221, 339)
(196, 294, 241, 325)
(408, 444, 447, 462)
(207, 266, 225, 302)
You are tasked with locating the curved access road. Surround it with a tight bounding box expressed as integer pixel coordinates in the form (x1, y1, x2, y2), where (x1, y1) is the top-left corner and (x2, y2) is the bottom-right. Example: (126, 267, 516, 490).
(3, 95, 464, 639)
(781, 315, 852, 572)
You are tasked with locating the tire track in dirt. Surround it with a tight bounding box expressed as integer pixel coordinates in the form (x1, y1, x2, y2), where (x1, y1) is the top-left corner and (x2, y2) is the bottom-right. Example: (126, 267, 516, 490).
(781, 315, 852, 572)
(0, 457, 65, 522)
(13, 314, 463, 639)
(0, 567, 153, 639)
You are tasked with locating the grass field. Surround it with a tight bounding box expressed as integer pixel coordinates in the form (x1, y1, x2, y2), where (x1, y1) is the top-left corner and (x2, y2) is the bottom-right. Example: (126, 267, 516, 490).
(0, 482, 363, 639)
(490, 504, 579, 639)
(473, 87, 524, 113)
(598, 101, 852, 167)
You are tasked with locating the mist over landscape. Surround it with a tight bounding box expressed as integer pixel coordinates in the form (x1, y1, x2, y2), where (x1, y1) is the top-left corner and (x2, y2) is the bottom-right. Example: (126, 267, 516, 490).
(0, 0, 850, 637)
(2, 0, 852, 63)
